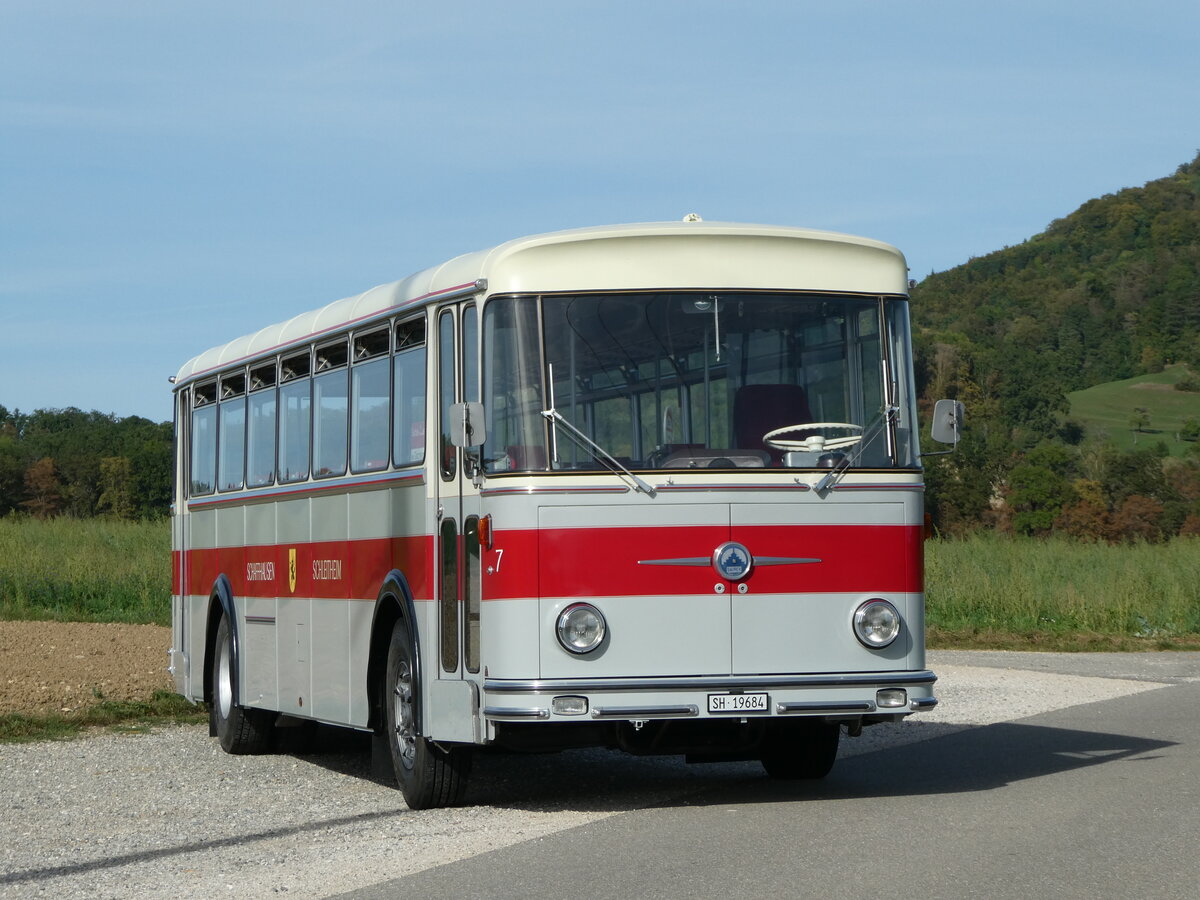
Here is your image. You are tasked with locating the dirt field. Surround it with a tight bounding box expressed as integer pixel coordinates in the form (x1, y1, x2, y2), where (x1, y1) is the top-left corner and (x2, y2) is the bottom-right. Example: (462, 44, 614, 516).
(0, 621, 173, 715)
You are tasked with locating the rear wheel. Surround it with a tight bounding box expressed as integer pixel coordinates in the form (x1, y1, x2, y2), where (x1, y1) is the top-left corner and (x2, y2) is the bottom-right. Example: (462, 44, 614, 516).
(760, 720, 840, 780)
(211, 614, 274, 754)
(384, 618, 471, 809)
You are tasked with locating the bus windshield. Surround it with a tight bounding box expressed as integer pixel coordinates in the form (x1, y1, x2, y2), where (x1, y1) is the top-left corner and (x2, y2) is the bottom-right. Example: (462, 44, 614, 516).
(482, 291, 917, 473)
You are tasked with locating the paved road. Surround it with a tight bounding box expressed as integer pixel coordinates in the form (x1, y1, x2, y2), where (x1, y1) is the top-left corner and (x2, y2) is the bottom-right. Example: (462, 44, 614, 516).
(338, 651, 1200, 900)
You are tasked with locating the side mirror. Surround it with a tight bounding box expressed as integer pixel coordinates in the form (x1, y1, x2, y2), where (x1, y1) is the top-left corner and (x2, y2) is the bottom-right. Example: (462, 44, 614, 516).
(931, 399, 965, 446)
(449, 401, 486, 448)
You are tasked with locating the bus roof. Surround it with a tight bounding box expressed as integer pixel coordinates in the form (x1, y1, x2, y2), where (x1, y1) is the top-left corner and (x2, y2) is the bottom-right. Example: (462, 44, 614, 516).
(173, 220, 908, 387)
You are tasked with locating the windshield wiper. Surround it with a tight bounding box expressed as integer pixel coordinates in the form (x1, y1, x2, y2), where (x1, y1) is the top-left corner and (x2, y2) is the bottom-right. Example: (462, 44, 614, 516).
(540, 406, 656, 497)
(814, 405, 897, 493)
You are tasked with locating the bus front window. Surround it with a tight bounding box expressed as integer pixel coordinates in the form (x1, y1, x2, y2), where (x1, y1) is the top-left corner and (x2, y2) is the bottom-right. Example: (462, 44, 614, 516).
(482, 292, 917, 474)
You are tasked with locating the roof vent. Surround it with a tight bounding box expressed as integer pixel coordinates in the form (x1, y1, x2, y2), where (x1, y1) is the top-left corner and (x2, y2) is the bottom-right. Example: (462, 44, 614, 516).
(682, 213, 703, 222)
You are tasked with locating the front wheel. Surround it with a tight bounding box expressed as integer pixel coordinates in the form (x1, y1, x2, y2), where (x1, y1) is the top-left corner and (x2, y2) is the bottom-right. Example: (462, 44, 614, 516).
(760, 720, 840, 780)
(211, 613, 274, 754)
(384, 618, 471, 809)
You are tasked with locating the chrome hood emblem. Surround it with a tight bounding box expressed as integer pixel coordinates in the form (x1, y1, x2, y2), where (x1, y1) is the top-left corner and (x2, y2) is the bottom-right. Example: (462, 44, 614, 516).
(713, 542, 752, 581)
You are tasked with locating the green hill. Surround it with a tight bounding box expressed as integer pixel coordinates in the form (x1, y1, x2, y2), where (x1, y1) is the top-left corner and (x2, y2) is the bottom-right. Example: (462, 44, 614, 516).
(911, 154, 1200, 536)
(910, 152, 1200, 440)
(1067, 365, 1200, 456)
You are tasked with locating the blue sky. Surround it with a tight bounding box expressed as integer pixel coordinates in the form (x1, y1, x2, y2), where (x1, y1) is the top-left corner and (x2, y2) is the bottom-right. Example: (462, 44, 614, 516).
(2, 1, 1197, 423)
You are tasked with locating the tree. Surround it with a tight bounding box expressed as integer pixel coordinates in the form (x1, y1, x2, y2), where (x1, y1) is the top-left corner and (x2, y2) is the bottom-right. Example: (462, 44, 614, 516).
(0, 406, 174, 518)
(1111, 494, 1165, 543)
(1054, 499, 1113, 541)
(0, 433, 24, 515)
(1101, 447, 1171, 507)
(1130, 407, 1151, 436)
(1008, 462, 1077, 536)
(21, 457, 62, 519)
(97, 456, 136, 520)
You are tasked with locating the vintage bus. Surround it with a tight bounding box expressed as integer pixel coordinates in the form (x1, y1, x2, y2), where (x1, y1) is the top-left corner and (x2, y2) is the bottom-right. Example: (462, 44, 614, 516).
(170, 220, 959, 809)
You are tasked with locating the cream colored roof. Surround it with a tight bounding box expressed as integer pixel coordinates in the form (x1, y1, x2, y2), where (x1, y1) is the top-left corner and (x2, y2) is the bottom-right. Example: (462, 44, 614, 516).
(173, 221, 907, 387)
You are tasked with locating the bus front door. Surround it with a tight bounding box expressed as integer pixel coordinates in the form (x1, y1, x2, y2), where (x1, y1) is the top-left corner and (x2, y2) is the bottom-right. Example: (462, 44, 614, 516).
(430, 302, 483, 743)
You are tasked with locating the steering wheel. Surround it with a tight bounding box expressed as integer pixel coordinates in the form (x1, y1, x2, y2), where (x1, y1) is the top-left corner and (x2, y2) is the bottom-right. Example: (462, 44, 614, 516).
(763, 422, 863, 452)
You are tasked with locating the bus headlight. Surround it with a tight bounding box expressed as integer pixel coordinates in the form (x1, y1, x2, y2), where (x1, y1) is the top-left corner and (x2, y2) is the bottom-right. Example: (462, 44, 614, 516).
(853, 599, 901, 649)
(556, 603, 606, 653)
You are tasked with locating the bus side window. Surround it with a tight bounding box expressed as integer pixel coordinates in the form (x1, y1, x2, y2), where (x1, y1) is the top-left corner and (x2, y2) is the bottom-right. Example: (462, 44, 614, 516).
(438, 311, 456, 481)
(190, 381, 217, 496)
(247, 361, 277, 488)
(464, 515, 481, 674)
(313, 340, 349, 479)
(218, 372, 246, 492)
(279, 351, 312, 483)
(440, 517, 459, 672)
(393, 319, 427, 466)
(481, 297, 545, 473)
(351, 329, 390, 474)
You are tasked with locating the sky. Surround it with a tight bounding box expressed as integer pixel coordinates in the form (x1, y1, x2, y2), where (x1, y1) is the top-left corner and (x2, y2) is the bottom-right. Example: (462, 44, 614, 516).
(2, 1, 1198, 423)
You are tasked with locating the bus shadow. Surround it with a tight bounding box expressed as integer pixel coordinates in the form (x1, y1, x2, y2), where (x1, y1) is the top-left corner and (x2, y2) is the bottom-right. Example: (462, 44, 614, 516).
(268, 718, 1174, 812)
(462, 720, 1174, 812)
(720, 720, 1172, 806)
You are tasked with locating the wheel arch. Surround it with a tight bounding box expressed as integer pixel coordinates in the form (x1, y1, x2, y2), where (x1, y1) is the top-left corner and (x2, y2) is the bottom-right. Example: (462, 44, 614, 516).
(203, 573, 237, 709)
(367, 569, 421, 733)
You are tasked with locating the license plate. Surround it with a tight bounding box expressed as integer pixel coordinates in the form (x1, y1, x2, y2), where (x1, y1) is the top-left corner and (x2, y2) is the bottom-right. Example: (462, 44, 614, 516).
(707, 692, 768, 713)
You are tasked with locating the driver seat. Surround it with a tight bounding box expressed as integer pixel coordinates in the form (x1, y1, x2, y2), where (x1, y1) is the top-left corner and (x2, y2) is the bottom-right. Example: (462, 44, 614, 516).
(733, 384, 813, 464)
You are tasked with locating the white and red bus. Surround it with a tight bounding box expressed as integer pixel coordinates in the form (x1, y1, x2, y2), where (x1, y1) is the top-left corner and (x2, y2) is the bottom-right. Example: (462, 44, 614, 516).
(170, 220, 958, 808)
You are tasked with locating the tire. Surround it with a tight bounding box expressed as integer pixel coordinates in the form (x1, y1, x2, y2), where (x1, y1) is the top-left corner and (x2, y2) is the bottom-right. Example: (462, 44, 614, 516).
(760, 720, 840, 780)
(211, 614, 274, 754)
(384, 618, 471, 809)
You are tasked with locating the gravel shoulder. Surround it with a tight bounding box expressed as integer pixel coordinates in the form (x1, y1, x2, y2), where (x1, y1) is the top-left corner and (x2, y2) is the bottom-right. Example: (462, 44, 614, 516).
(3, 628, 1199, 899)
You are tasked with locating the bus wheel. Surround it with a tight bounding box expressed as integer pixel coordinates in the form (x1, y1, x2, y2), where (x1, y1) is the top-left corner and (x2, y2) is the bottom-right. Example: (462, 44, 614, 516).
(384, 618, 471, 809)
(760, 720, 840, 780)
(211, 614, 274, 754)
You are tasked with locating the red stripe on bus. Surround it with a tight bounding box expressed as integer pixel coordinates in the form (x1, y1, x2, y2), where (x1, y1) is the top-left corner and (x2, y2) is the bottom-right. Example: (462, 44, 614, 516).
(500, 523, 921, 600)
(179, 535, 434, 601)
(175, 523, 921, 604)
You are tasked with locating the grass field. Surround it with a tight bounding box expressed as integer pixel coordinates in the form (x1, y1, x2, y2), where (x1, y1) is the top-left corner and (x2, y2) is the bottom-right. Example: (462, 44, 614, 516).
(1067, 364, 1200, 457)
(925, 533, 1200, 650)
(0, 517, 170, 625)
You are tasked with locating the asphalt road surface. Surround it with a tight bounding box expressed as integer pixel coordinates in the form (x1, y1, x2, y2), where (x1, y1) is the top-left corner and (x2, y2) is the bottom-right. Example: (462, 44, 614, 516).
(337, 650, 1200, 900)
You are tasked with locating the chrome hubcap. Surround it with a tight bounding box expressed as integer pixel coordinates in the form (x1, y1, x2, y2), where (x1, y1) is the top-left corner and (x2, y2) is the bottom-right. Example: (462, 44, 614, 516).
(391, 658, 416, 769)
(216, 632, 233, 718)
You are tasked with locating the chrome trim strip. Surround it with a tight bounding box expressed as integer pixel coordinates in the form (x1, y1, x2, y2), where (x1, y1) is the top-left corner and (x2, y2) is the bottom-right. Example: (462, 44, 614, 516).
(428, 278, 488, 305)
(591, 705, 698, 719)
(480, 485, 629, 497)
(776, 701, 875, 714)
(483, 706, 550, 720)
(638, 556, 820, 567)
(244, 615, 276, 625)
(910, 696, 939, 711)
(653, 482, 812, 492)
(831, 483, 924, 492)
(643, 554, 820, 566)
(485, 670, 938, 694)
